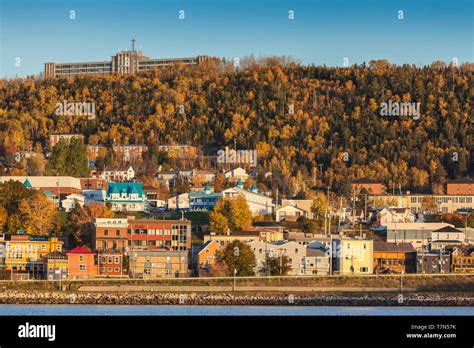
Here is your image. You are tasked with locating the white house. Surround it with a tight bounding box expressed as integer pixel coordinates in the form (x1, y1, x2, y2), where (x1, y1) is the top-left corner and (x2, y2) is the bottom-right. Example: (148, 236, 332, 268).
(61, 193, 85, 212)
(376, 207, 415, 226)
(224, 167, 249, 182)
(275, 204, 308, 222)
(222, 182, 273, 216)
(100, 166, 135, 182)
(106, 182, 145, 212)
(430, 225, 465, 250)
(167, 193, 190, 210)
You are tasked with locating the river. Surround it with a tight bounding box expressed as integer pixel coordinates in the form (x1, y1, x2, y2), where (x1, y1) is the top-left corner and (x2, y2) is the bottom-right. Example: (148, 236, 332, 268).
(0, 305, 473, 316)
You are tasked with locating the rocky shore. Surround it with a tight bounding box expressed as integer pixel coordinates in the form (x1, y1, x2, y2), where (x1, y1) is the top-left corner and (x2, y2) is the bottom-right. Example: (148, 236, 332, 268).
(0, 291, 472, 306)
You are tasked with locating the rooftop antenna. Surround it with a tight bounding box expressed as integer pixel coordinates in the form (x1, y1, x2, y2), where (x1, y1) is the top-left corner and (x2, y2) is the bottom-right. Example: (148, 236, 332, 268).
(131, 37, 136, 51)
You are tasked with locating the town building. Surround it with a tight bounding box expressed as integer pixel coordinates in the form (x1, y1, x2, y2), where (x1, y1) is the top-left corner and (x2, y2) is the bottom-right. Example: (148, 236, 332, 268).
(203, 231, 261, 248)
(100, 166, 135, 182)
(280, 199, 314, 218)
(80, 178, 108, 190)
(112, 145, 148, 163)
(106, 182, 145, 211)
(83, 189, 106, 205)
(127, 219, 191, 252)
(224, 167, 249, 182)
(417, 252, 451, 273)
(3, 234, 63, 279)
(247, 240, 308, 276)
(430, 226, 465, 250)
(167, 193, 190, 210)
(0, 176, 82, 197)
(369, 194, 474, 214)
(446, 178, 474, 195)
(374, 207, 415, 226)
(305, 247, 330, 275)
(331, 237, 374, 275)
(196, 240, 223, 274)
(67, 246, 97, 279)
(61, 193, 85, 212)
(450, 246, 474, 273)
(373, 242, 417, 274)
(86, 144, 107, 161)
(98, 251, 123, 277)
(189, 184, 223, 211)
(45, 252, 69, 281)
(352, 178, 386, 195)
(49, 134, 84, 147)
(143, 186, 167, 208)
(44, 40, 211, 78)
(275, 204, 309, 222)
(129, 249, 188, 278)
(94, 218, 129, 252)
(156, 144, 198, 158)
(222, 181, 274, 216)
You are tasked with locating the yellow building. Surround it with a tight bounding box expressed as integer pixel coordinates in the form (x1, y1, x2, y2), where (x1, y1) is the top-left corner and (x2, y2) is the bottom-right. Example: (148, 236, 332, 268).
(332, 237, 374, 275)
(4, 234, 63, 272)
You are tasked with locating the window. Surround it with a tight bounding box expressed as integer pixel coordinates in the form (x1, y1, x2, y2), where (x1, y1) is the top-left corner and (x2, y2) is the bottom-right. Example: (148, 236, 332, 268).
(115, 230, 120, 236)
(79, 255, 84, 262)
(79, 265, 86, 271)
(115, 256, 120, 264)
(114, 268, 120, 273)
(360, 267, 368, 272)
(104, 229, 108, 236)
(107, 267, 112, 272)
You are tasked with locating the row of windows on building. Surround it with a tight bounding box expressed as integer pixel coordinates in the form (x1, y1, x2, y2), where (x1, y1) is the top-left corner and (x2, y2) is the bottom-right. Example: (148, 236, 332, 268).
(410, 196, 473, 203)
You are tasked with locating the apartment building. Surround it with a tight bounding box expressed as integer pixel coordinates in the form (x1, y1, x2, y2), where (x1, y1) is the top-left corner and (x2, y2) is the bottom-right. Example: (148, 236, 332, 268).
(130, 250, 188, 278)
(331, 237, 374, 275)
(446, 178, 474, 195)
(49, 134, 84, 147)
(94, 218, 129, 252)
(44, 39, 211, 78)
(222, 181, 274, 216)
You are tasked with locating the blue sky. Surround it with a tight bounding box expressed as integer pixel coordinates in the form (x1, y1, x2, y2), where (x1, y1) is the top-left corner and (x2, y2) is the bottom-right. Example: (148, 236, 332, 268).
(0, 0, 472, 77)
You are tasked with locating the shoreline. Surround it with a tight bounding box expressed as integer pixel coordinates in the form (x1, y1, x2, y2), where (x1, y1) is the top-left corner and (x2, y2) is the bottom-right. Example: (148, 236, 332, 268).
(1, 291, 473, 306)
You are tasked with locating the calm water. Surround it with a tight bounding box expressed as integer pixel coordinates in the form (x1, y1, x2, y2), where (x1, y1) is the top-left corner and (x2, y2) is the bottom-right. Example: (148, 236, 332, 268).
(0, 305, 473, 316)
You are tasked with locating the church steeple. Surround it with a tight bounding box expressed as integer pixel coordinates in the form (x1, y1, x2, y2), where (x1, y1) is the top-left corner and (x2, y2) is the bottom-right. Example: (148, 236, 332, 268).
(131, 37, 136, 51)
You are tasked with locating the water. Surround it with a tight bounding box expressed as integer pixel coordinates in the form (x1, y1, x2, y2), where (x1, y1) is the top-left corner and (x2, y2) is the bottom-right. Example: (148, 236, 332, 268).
(0, 305, 472, 316)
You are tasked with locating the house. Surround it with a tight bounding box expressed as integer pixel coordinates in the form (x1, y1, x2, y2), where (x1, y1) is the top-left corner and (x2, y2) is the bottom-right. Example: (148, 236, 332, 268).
(197, 240, 223, 274)
(94, 218, 129, 252)
(430, 226, 465, 250)
(450, 246, 474, 273)
(167, 192, 190, 210)
(287, 232, 332, 248)
(42, 189, 60, 207)
(224, 167, 249, 182)
(130, 250, 188, 278)
(187, 169, 215, 184)
(331, 237, 374, 275)
(247, 240, 308, 276)
(98, 251, 123, 277)
(447, 178, 474, 195)
(189, 184, 223, 211)
(106, 182, 145, 212)
(352, 178, 386, 195)
(61, 193, 85, 212)
(100, 166, 135, 182)
(49, 134, 84, 147)
(373, 242, 417, 274)
(156, 170, 180, 184)
(275, 204, 308, 222)
(280, 199, 313, 218)
(143, 186, 167, 208)
(222, 181, 274, 216)
(375, 207, 415, 226)
(66, 246, 97, 279)
(83, 189, 106, 205)
(305, 247, 330, 275)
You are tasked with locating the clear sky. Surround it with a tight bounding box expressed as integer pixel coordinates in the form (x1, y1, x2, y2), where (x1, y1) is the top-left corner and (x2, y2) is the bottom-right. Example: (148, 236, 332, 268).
(0, 0, 472, 78)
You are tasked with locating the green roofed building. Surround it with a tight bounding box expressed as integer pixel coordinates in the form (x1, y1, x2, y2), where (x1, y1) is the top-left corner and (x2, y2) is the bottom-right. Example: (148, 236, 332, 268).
(106, 182, 145, 212)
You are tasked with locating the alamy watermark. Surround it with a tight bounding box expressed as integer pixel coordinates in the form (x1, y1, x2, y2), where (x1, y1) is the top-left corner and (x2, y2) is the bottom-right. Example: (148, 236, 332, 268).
(55, 100, 96, 120)
(217, 146, 257, 167)
(379, 100, 421, 120)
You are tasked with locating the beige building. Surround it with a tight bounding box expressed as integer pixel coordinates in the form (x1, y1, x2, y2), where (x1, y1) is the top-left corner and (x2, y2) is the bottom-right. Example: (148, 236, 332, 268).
(45, 39, 211, 78)
(130, 250, 188, 279)
(370, 194, 474, 214)
(332, 237, 373, 275)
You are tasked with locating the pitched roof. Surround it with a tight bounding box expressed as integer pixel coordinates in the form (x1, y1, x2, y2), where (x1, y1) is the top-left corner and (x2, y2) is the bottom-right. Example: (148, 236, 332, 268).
(107, 182, 143, 197)
(374, 242, 416, 253)
(66, 246, 95, 255)
(198, 240, 222, 254)
(433, 226, 463, 233)
(352, 178, 382, 184)
(448, 177, 474, 184)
